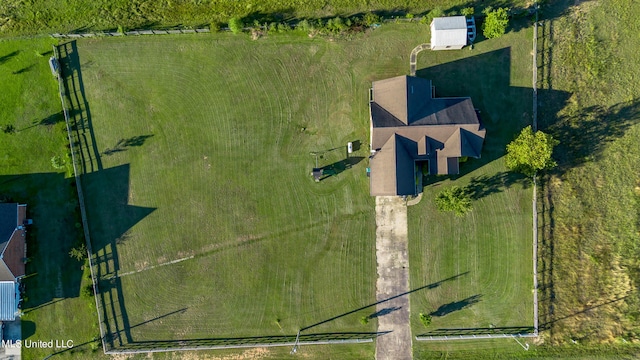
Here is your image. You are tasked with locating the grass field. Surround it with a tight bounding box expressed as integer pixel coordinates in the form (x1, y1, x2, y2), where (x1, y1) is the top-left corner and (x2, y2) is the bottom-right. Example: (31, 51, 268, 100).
(407, 12, 536, 352)
(536, 0, 640, 347)
(58, 23, 433, 355)
(0, 38, 102, 359)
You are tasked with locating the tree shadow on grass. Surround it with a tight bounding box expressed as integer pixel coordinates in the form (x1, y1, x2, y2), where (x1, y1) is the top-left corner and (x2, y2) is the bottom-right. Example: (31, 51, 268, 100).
(465, 171, 530, 200)
(102, 135, 154, 156)
(544, 99, 640, 170)
(0, 50, 19, 65)
(368, 306, 402, 319)
(12, 64, 34, 75)
(430, 294, 482, 317)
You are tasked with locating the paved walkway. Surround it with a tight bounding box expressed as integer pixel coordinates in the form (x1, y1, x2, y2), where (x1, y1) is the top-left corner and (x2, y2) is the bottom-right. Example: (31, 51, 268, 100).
(375, 196, 412, 360)
(409, 43, 430, 76)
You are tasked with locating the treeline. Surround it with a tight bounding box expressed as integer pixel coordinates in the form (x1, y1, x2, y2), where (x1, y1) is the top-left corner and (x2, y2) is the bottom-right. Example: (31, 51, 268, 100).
(0, 0, 528, 36)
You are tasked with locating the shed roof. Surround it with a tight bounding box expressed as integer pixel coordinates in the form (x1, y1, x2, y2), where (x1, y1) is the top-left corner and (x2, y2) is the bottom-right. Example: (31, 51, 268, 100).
(431, 16, 468, 47)
(0, 281, 16, 321)
(431, 16, 467, 30)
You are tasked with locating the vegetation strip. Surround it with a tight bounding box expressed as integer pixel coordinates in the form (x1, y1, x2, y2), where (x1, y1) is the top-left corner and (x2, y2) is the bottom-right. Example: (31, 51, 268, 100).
(531, 5, 540, 336)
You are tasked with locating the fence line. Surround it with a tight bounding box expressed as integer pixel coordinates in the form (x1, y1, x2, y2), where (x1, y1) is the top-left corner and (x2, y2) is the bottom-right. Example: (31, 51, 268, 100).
(51, 28, 211, 38)
(532, 4, 540, 337)
(106, 338, 373, 355)
(416, 333, 538, 341)
(52, 45, 109, 354)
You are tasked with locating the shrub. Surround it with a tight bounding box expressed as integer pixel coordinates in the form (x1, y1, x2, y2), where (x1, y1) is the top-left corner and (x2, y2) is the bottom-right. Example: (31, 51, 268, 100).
(461, 7, 475, 17)
(435, 186, 472, 216)
(419, 313, 432, 327)
(405, 13, 415, 19)
(81, 283, 94, 298)
(429, 7, 444, 20)
(2, 124, 15, 134)
(482, 7, 509, 39)
(209, 22, 220, 32)
(362, 12, 381, 26)
(51, 155, 66, 169)
(298, 19, 313, 32)
(276, 22, 290, 33)
(228, 17, 244, 34)
(360, 316, 369, 325)
(69, 243, 87, 261)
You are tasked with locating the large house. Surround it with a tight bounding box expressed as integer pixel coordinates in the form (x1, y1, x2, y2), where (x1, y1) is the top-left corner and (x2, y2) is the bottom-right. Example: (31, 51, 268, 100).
(368, 75, 485, 196)
(0, 203, 27, 322)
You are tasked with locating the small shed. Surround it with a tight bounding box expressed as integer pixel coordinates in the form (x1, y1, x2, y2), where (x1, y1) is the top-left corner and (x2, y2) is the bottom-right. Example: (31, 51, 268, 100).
(430, 16, 468, 50)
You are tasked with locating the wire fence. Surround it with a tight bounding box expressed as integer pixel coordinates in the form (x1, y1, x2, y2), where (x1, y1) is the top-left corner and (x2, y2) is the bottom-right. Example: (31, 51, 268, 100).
(51, 28, 211, 38)
(105, 337, 373, 355)
(416, 333, 538, 341)
(52, 45, 109, 354)
(532, 4, 540, 337)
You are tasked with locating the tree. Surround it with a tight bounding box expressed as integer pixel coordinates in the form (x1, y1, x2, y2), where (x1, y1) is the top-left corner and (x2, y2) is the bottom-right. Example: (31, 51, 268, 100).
(419, 313, 432, 327)
(461, 7, 475, 17)
(69, 243, 87, 261)
(505, 126, 559, 176)
(228, 17, 244, 34)
(482, 7, 509, 39)
(435, 186, 472, 217)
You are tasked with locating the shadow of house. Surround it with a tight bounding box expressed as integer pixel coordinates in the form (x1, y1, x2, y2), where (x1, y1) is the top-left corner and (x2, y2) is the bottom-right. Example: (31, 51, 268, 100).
(80, 164, 156, 348)
(0, 172, 84, 312)
(416, 47, 571, 183)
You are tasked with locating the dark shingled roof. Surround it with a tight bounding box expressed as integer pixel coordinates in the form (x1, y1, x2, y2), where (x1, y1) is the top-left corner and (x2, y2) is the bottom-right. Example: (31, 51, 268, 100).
(369, 75, 486, 196)
(0, 203, 26, 281)
(0, 204, 17, 254)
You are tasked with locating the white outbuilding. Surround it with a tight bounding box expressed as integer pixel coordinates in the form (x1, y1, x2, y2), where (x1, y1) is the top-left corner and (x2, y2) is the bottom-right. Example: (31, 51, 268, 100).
(430, 16, 468, 50)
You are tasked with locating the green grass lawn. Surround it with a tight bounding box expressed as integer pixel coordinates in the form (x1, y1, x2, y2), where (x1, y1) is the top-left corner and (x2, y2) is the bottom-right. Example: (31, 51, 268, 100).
(408, 15, 536, 354)
(64, 24, 429, 354)
(0, 38, 104, 359)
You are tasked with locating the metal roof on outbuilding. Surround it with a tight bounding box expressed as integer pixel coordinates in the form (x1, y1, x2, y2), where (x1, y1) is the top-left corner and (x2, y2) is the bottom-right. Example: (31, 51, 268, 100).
(430, 16, 468, 48)
(0, 281, 16, 321)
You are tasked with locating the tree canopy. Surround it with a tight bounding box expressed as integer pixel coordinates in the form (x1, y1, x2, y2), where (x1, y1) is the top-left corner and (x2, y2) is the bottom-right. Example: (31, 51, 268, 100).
(482, 7, 509, 39)
(435, 186, 472, 217)
(505, 126, 559, 176)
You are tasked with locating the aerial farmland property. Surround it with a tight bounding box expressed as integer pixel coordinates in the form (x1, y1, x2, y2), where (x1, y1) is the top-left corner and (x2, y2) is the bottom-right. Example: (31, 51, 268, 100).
(1, 0, 640, 359)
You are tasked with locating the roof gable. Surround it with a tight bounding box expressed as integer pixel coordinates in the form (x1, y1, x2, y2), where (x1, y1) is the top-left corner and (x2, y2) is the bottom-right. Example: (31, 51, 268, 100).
(371, 76, 409, 124)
